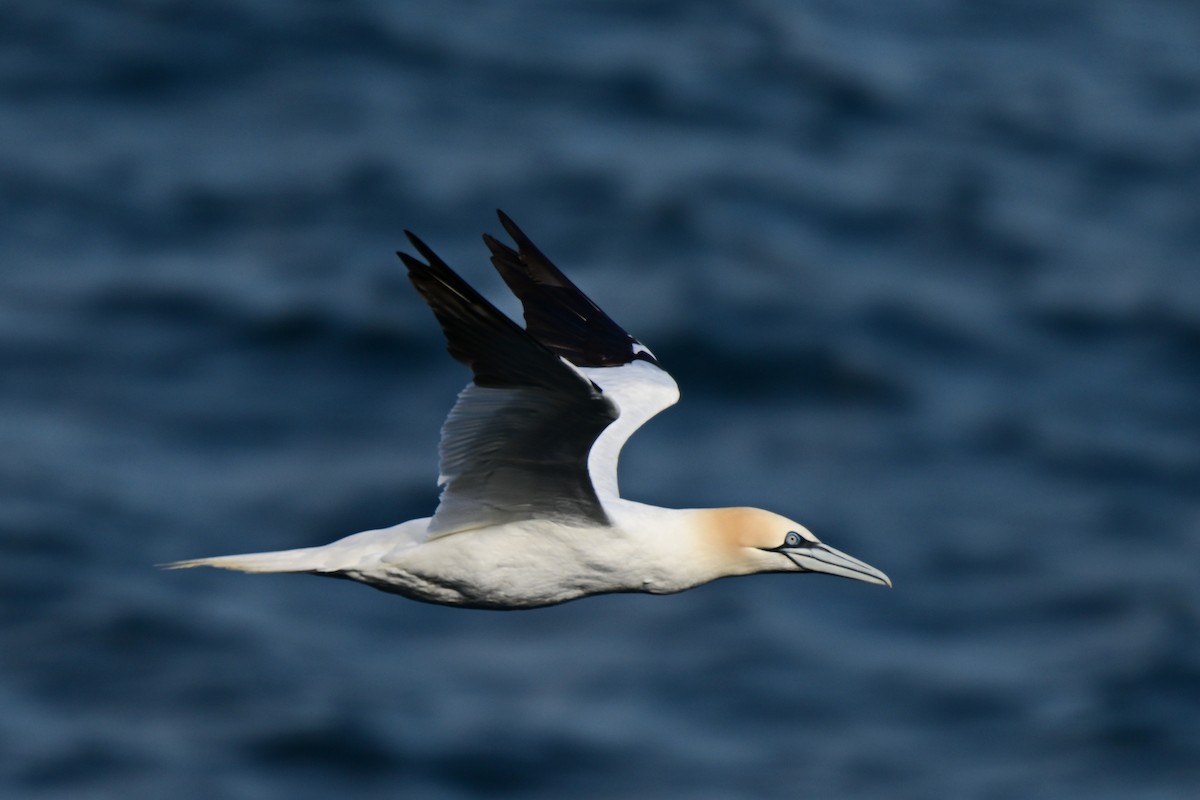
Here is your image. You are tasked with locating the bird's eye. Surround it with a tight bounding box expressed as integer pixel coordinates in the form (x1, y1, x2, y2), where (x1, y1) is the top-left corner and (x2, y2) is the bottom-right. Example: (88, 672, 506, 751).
(784, 531, 803, 547)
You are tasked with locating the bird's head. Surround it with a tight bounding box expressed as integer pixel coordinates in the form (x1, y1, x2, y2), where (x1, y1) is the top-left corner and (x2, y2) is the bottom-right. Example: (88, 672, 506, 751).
(700, 507, 892, 588)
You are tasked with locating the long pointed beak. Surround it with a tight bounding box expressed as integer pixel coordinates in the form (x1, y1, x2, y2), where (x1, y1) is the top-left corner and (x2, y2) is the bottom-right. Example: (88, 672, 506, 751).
(783, 541, 892, 588)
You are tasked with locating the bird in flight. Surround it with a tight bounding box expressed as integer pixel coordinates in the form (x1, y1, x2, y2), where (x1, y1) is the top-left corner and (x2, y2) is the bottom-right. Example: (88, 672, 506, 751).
(169, 211, 890, 608)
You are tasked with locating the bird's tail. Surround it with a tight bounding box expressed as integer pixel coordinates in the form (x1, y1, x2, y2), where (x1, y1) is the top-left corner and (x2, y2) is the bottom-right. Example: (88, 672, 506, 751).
(162, 546, 332, 574)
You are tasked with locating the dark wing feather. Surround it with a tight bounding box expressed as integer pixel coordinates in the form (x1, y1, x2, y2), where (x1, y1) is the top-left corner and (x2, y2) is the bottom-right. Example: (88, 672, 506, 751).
(399, 232, 617, 533)
(483, 210, 658, 368)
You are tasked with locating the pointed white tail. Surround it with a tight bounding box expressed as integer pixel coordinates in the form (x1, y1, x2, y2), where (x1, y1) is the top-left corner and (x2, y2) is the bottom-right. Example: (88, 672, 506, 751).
(162, 546, 330, 574)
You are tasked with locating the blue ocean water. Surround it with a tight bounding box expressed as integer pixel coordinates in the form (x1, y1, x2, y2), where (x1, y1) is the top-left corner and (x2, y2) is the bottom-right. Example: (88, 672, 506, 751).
(3, 1, 1199, 797)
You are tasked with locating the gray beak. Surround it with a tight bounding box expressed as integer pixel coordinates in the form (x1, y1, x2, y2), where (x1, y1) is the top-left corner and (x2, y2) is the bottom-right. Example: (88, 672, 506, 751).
(780, 541, 892, 588)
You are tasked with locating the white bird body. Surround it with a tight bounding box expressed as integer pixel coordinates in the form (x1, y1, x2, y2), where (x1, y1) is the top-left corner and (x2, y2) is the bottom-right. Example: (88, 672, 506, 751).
(177, 503, 884, 609)
(170, 212, 890, 608)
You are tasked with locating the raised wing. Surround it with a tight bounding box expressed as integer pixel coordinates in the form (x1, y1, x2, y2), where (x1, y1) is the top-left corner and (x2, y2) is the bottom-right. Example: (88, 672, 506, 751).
(399, 232, 617, 535)
(484, 210, 661, 368)
(483, 211, 680, 501)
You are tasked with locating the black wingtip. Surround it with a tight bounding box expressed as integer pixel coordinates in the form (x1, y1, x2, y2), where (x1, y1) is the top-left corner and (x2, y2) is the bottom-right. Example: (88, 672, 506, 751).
(403, 230, 448, 268)
(481, 231, 510, 253)
(495, 209, 538, 253)
(396, 251, 425, 273)
(483, 213, 660, 369)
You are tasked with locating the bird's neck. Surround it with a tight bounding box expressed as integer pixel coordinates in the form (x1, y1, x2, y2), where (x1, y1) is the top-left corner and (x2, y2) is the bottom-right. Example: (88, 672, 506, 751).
(605, 503, 757, 593)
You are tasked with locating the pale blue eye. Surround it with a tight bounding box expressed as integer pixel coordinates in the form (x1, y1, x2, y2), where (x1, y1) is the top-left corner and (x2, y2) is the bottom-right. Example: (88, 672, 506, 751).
(785, 531, 802, 547)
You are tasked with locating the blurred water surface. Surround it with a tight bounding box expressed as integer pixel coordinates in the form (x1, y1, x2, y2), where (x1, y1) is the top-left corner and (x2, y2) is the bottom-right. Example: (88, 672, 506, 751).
(3, 1, 1199, 798)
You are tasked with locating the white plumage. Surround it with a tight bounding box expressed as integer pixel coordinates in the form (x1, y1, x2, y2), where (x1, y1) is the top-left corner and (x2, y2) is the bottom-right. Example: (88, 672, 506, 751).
(168, 212, 890, 609)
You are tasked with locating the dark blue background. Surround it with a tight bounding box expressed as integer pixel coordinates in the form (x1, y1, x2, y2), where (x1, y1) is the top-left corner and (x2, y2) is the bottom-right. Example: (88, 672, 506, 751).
(4, 2, 1198, 798)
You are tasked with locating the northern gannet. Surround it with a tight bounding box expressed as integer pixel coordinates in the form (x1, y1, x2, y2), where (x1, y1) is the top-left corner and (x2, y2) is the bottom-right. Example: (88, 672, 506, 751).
(169, 211, 891, 608)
